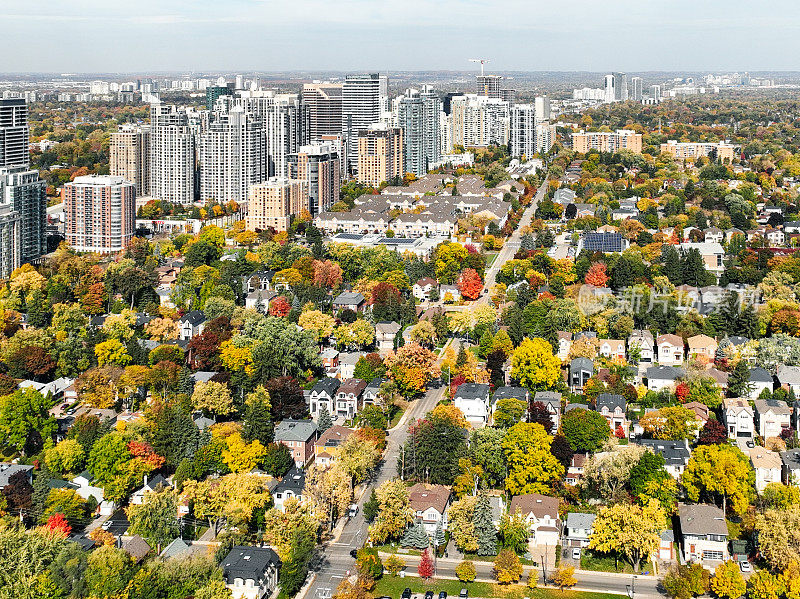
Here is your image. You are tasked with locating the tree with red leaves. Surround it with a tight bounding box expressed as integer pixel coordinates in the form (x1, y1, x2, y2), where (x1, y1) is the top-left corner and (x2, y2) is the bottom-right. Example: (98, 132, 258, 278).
(313, 259, 343, 288)
(268, 296, 291, 318)
(371, 282, 401, 307)
(418, 547, 435, 579)
(188, 332, 223, 370)
(458, 268, 483, 300)
(10, 346, 56, 381)
(528, 401, 554, 434)
(697, 418, 728, 445)
(675, 382, 690, 403)
(45, 513, 71, 537)
(449, 374, 467, 399)
(614, 425, 625, 439)
(266, 376, 308, 420)
(584, 262, 609, 287)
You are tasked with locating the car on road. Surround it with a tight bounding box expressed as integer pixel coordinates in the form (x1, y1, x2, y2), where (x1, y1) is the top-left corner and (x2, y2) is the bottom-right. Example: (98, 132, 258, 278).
(746, 440, 755, 449)
(572, 548, 581, 560)
(459, 589, 468, 599)
(101, 520, 112, 530)
(349, 549, 358, 559)
(438, 592, 447, 599)
(348, 504, 359, 518)
(402, 589, 412, 599)
(740, 560, 752, 572)
(425, 592, 434, 599)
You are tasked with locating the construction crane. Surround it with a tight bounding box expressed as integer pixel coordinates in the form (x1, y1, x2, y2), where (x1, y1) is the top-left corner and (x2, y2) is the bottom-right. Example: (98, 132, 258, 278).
(469, 58, 490, 76)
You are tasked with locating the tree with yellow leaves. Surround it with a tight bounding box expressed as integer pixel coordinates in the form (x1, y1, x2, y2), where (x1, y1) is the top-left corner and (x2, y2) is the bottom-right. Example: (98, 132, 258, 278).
(144, 317, 179, 342)
(305, 462, 353, 529)
(219, 339, 253, 375)
(102, 310, 136, 341)
(182, 473, 274, 536)
(588, 498, 666, 572)
(368, 479, 414, 544)
(222, 433, 266, 473)
(94, 339, 132, 367)
(298, 310, 336, 343)
(191, 380, 235, 416)
(510, 338, 562, 391)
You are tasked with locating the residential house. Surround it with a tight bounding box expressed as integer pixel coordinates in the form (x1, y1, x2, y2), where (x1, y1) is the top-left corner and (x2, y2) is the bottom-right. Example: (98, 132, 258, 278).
(777, 365, 800, 395)
(533, 390, 561, 432)
(454, 383, 491, 426)
(569, 358, 593, 392)
(564, 512, 596, 548)
(657, 334, 685, 366)
(598, 339, 626, 361)
(507, 493, 561, 546)
(408, 483, 451, 536)
(595, 393, 628, 434)
(678, 242, 725, 278)
(245, 290, 277, 312)
(362, 378, 384, 407)
(221, 546, 281, 599)
(130, 474, 171, 505)
(338, 352, 361, 380)
(178, 311, 206, 341)
(122, 535, 151, 564)
(375, 321, 401, 353)
(243, 271, 276, 293)
(748, 368, 774, 400)
(272, 465, 305, 511)
(0, 464, 32, 490)
(440, 285, 462, 303)
(704, 228, 724, 244)
(332, 291, 366, 313)
(659, 531, 676, 562)
(320, 348, 340, 376)
(307, 378, 340, 419)
(684, 401, 710, 426)
(628, 330, 655, 363)
(753, 399, 791, 439)
(639, 439, 691, 478)
(781, 448, 800, 485)
(687, 335, 718, 363)
(646, 365, 685, 391)
(71, 470, 114, 516)
(412, 278, 439, 301)
(565, 453, 586, 485)
(677, 503, 729, 563)
(748, 447, 782, 492)
(274, 420, 318, 467)
(314, 426, 355, 466)
(491, 386, 529, 424)
(722, 398, 755, 440)
(334, 378, 367, 419)
(557, 332, 572, 362)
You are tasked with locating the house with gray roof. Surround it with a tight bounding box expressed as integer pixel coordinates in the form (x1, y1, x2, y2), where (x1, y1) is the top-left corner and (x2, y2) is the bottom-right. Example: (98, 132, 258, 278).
(595, 393, 628, 434)
(564, 512, 596, 548)
(308, 378, 340, 419)
(0, 463, 33, 490)
(274, 420, 318, 467)
(160, 537, 192, 561)
(677, 503, 728, 564)
(777, 365, 800, 395)
(272, 465, 306, 511)
(454, 383, 491, 426)
(754, 399, 791, 439)
(781, 448, 800, 485)
(748, 367, 774, 400)
(639, 439, 691, 478)
(646, 365, 685, 391)
(533, 390, 562, 432)
(332, 291, 365, 313)
(569, 357, 593, 392)
(221, 545, 281, 599)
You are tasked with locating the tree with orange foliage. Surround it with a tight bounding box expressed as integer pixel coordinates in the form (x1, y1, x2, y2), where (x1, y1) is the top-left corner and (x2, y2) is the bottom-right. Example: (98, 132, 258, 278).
(268, 296, 291, 318)
(45, 513, 71, 537)
(457, 268, 483, 300)
(313, 259, 343, 288)
(418, 547, 435, 579)
(584, 262, 609, 287)
(384, 343, 441, 398)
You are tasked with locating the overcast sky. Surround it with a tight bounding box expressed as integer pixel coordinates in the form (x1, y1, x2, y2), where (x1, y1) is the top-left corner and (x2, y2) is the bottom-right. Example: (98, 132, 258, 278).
(4, 0, 799, 73)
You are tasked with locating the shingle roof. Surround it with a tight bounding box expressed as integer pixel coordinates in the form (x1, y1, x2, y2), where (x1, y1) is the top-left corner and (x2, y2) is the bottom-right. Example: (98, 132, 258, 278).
(312, 378, 341, 396)
(566, 512, 596, 530)
(408, 483, 451, 514)
(274, 419, 317, 442)
(596, 393, 626, 413)
(646, 365, 685, 381)
(455, 383, 490, 400)
(678, 504, 728, 536)
(494, 387, 529, 402)
(639, 439, 690, 466)
(508, 493, 559, 519)
(122, 535, 151, 562)
(221, 546, 281, 582)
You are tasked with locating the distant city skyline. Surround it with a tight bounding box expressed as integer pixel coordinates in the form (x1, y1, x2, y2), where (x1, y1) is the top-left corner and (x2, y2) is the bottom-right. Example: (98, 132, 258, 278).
(3, 0, 800, 73)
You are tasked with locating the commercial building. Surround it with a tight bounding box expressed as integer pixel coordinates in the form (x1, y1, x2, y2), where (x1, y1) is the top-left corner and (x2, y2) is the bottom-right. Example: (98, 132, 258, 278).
(659, 140, 737, 162)
(302, 83, 343, 142)
(109, 124, 150, 197)
(450, 94, 510, 148)
(287, 142, 340, 216)
(200, 107, 266, 204)
(604, 72, 628, 103)
(397, 86, 441, 177)
(149, 103, 196, 205)
(571, 129, 643, 154)
(356, 124, 403, 187)
(246, 177, 308, 232)
(64, 175, 136, 253)
(0, 166, 47, 265)
(0, 98, 29, 167)
(342, 74, 386, 175)
(0, 200, 20, 278)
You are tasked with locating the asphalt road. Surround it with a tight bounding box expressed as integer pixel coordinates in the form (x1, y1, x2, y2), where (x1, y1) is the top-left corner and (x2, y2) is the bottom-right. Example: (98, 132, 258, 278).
(306, 377, 450, 599)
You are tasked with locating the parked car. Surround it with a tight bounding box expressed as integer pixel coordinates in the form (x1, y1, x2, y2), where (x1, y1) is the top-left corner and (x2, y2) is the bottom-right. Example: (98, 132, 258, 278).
(438, 593, 447, 599)
(425, 592, 434, 599)
(572, 548, 581, 560)
(402, 588, 412, 599)
(459, 590, 468, 599)
(348, 504, 359, 518)
(740, 561, 752, 573)
(349, 549, 358, 559)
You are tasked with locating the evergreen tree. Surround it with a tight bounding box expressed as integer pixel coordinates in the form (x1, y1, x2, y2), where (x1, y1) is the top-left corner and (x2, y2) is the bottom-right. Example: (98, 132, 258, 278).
(455, 347, 468, 370)
(662, 246, 682, 285)
(727, 359, 752, 398)
(317, 406, 333, 433)
(479, 330, 494, 358)
(31, 469, 51, 522)
(243, 399, 274, 446)
(681, 248, 714, 286)
(521, 234, 535, 251)
(737, 303, 759, 338)
(474, 494, 498, 556)
(505, 307, 526, 346)
(363, 489, 379, 523)
(402, 523, 430, 549)
(433, 521, 446, 549)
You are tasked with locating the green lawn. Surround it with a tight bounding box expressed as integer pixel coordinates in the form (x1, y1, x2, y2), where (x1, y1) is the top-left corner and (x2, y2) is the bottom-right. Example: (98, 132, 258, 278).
(388, 408, 405, 429)
(485, 253, 499, 267)
(579, 551, 647, 575)
(374, 575, 621, 599)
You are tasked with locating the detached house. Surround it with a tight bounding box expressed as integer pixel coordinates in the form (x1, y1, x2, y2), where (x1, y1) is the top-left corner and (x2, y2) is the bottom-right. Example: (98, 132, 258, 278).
(308, 378, 340, 419)
(412, 278, 438, 301)
(722, 398, 754, 440)
(274, 420, 318, 467)
(569, 358, 593, 392)
(507, 493, 561, 546)
(221, 546, 281, 599)
(335, 378, 367, 419)
(454, 383, 491, 426)
(314, 425, 355, 466)
(639, 439, 691, 478)
(179, 311, 206, 340)
(748, 447, 782, 492)
(628, 330, 655, 363)
(564, 513, 596, 548)
(375, 321, 401, 353)
(492, 387, 529, 425)
(533, 391, 562, 432)
(677, 503, 729, 563)
(646, 365, 684, 391)
(748, 368, 774, 400)
(408, 483, 451, 536)
(781, 449, 800, 485)
(753, 399, 791, 439)
(557, 332, 572, 362)
(687, 335, 718, 362)
(272, 465, 305, 511)
(777, 365, 800, 395)
(595, 393, 628, 434)
(598, 339, 626, 361)
(332, 291, 366, 313)
(657, 334, 685, 366)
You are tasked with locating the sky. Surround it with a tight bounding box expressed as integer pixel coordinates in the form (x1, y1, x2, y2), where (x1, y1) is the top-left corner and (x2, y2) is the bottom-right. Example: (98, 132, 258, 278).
(4, 0, 800, 73)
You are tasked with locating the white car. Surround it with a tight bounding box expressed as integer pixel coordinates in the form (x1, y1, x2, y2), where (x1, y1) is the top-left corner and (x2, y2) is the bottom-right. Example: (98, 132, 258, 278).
(572, 548, 581, 560)
(740, 561, 752, 573)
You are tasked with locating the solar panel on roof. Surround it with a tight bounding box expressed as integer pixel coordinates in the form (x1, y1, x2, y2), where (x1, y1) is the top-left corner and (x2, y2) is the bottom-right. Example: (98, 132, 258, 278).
(379, 237, 415, 244)
(334, 233, 364, 240)
(583, 232, 624, 252)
